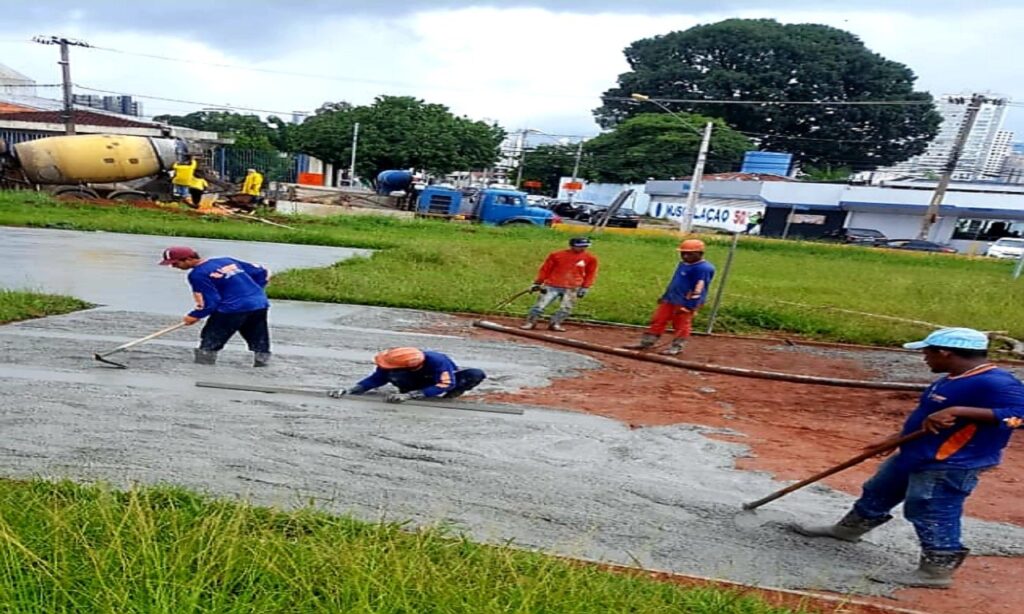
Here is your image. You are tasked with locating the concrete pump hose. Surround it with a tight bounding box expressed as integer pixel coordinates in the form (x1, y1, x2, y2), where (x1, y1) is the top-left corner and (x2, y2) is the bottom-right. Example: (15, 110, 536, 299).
(472, 320, 928, 392)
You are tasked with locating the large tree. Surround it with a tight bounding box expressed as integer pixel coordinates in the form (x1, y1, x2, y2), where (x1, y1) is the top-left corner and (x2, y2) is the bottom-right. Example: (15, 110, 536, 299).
(584, 113, 752, 184)
(517, 144, 596, 194)
(294, 96, 505, 178)
(153, 110, 291, 151)
(594, 19, 941, 170)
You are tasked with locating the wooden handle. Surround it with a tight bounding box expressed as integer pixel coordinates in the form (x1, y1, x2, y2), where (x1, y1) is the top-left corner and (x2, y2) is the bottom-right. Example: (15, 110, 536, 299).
(96, 322, 187, 358)
(742, 429, 928, 511)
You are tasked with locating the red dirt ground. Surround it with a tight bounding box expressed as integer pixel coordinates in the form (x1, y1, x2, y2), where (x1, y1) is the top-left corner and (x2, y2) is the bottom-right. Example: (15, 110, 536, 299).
(470, 318, 1023, 614)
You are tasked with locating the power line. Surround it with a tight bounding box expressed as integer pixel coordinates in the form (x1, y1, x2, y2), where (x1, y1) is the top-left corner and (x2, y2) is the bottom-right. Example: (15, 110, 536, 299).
(74, 83, 297, 116)
(0, 83, 62, 88)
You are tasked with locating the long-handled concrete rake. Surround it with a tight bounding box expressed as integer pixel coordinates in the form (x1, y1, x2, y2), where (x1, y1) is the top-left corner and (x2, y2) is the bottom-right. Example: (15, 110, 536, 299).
(491, 287, 537, 312)
(93, 322, 187, 369)
(739, 429, 927, 513)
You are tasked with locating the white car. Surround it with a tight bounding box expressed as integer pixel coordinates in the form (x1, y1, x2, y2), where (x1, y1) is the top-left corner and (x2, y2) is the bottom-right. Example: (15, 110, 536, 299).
(986, 237, 1024, 259)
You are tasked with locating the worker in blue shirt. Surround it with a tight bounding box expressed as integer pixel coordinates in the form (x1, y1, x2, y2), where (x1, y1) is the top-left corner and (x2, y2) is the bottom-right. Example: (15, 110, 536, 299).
(328, 347, 487, 403)
(159, 246, 272, 367)
(623, 238, 716, 355)
(792, 328, 1024, 589)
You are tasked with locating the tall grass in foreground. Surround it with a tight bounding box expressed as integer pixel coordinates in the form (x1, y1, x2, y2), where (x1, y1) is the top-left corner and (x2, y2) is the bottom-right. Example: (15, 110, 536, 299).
(3, 192, 1022, 346)
(0, 289, 91, 324)
(0, 480, 805, 613)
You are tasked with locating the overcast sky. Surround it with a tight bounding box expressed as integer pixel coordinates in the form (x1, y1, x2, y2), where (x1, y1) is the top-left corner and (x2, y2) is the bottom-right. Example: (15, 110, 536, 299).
(2, 1, 1021, 140)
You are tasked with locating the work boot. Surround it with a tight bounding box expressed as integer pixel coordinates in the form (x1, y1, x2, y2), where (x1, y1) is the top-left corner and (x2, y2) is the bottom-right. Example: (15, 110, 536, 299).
(519, 316, 538, 330)
(548, 321, 568, 332)
(661, 339, 686, 356)
(622, 333, 658, 350)
(790, 509, 892, 542)
(193, 349, 218, 365)
(253, 352, 272, 368)
(871, 549, 968, 589)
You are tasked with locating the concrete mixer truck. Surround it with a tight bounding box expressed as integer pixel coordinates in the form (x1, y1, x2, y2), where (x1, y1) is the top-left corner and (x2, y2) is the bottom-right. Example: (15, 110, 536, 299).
(0, 133, 186, 200)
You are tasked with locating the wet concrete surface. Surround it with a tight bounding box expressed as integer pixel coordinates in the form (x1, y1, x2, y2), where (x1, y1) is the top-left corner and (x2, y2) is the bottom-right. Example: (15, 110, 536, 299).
(0, 227, 371, 323)
(3, 229, 1024, 600)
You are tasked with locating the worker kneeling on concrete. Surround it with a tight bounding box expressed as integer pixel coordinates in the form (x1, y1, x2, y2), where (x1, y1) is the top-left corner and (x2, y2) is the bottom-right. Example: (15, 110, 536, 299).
(328, 347, 486, 403)
(791, 328, 1024, 589)
(160, 246, 273, 367)
(623, 239, 715, 355)
(521, 236, 599, 332)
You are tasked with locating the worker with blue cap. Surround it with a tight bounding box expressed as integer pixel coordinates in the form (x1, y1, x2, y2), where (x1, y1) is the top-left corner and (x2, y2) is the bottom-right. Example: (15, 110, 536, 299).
(792, 327, 1024, 589)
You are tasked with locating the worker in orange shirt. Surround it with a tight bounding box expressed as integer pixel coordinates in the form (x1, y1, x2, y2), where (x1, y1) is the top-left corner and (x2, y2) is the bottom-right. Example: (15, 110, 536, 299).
(520, 237, 598, 332)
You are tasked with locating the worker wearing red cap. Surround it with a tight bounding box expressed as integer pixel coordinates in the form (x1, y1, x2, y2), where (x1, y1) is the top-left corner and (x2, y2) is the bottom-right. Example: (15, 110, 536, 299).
(159, 246, 272, 367)
(623, 239, 715, 355)
(328, 347, 487, 403)
(520, 236, 599, 332)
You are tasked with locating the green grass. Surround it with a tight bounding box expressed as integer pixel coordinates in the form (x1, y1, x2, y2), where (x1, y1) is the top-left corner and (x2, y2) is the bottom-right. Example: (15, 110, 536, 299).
(0, 289, 91, 324)
(3, 191, 1023, 346)
(0, 479, 806, 613)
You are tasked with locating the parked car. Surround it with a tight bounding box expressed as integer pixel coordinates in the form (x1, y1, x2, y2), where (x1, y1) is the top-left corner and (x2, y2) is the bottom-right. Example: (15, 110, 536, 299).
(985, 237, 1024, 259)
(575, 204, 640, 228)
(877, 239, 958, 254)
(546, 200, 591, 218)
(821, 227, 887, 245)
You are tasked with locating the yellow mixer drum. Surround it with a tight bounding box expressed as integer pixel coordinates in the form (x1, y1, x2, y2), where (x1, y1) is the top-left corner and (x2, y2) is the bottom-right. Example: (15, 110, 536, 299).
(13, 134, 180, 184)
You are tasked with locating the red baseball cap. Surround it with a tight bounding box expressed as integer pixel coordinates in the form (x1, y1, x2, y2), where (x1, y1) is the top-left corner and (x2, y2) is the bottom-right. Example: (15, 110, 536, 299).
(159, 246, 199, 265)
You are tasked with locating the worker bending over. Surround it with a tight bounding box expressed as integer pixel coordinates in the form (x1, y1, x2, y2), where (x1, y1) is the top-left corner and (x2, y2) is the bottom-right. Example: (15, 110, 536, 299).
(329, 347, 486, 403)
(242, 168, 264, 199)
(521, 236, 599, 332)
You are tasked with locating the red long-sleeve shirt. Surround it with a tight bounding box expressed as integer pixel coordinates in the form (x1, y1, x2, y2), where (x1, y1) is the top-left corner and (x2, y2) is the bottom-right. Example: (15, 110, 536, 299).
(534, 249, 599, 289)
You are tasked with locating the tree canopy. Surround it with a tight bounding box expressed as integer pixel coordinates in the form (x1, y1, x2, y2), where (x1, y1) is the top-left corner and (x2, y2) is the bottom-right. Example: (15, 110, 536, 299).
(593, 19, 941, 170)
(293, 96, 505, 177)
(153, 111, 293, 151)
(517, 144, 595, 194)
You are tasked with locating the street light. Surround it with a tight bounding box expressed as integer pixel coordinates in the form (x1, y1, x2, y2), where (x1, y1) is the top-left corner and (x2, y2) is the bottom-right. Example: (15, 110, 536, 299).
(631, 92, 713, 232)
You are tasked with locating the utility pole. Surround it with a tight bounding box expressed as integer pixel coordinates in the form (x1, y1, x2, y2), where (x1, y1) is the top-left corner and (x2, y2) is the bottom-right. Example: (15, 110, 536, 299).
(33, 36, 91, 135)
(917, 95, 997, 240)
(682, 121, 714, 233)
(348, 122, 360, 186)
(568, 140, 583, 203)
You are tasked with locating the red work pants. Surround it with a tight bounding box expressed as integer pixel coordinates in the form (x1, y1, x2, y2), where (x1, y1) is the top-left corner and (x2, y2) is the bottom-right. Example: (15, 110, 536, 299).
(646, 302, 696, 339)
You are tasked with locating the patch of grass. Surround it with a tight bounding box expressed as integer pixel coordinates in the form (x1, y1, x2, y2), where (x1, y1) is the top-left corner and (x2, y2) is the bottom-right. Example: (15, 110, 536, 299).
(3, 191, 1023, 346)
(0, 289, 91, 324)
(0, 479, 805, 613)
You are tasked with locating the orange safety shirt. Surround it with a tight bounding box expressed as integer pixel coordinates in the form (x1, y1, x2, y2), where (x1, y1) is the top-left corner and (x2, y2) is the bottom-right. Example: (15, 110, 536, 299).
(534, 249, 599, 289)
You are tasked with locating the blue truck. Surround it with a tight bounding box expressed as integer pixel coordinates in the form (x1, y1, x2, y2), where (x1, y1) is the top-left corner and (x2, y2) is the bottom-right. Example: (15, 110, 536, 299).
(416, 185, 556, 226)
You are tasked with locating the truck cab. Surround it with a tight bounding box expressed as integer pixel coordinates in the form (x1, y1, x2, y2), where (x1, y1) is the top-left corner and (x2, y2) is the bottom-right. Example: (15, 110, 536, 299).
(416, 186, 554, 226)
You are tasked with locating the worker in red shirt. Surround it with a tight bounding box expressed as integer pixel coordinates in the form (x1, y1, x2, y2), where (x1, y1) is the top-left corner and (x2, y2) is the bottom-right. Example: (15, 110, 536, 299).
(520, 237, 599, 332)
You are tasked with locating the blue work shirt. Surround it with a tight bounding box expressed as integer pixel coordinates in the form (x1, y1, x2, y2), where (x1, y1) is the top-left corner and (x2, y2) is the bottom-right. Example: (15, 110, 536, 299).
(896, 364, 1024, 471)
(661, 260, 716, 310)
(357, 351, 459, 398)
(187, 257, 270, 319)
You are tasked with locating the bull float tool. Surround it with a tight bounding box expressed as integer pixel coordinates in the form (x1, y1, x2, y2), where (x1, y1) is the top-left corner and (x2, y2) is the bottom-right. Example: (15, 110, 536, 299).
(93, 322, 187, 369)
(736, 429, 927, 526)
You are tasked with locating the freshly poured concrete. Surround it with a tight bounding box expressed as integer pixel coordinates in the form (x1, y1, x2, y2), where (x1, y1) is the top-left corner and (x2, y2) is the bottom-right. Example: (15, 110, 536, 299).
(2, 229, 1023, 597)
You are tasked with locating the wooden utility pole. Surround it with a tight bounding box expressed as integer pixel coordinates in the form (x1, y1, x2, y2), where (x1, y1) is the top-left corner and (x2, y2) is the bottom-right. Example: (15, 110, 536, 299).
(917, 95, 1003, 240)
(33, 35, 92, 135)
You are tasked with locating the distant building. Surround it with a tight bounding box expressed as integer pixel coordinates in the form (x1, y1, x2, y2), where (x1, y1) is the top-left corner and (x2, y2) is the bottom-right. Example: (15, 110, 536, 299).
(882, 93, 1010, 181)
(983, 130, 1014, 178)
(71, 94, 143, 117)
(0, 63, 36, 98)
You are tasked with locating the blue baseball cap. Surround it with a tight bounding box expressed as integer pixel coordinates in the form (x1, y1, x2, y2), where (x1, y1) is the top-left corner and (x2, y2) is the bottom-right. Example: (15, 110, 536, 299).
(903, 328, 989, 351)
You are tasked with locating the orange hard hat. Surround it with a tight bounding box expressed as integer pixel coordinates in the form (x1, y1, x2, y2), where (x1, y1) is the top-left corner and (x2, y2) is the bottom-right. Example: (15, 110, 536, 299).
(678, 239, 706, 252)
(374, 347, 426, 370)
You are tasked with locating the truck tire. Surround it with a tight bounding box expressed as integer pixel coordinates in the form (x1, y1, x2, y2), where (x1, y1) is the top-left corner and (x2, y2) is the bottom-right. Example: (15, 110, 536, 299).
(108, 190, 150, 202)
(52, 186, 100, 201)
(501, 219, 533, 226)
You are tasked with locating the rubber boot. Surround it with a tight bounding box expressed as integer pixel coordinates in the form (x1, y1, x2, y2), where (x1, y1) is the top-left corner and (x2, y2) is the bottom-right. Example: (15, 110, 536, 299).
(622, 333, 658, 350)
(519, 316, 538, 330)
(661, 338, 686, 356)
(790, 509, 892, 542)
(193, 348, 218, 365)
(253, 352, 272, 368)
(871, 549, 968, 589)
(548, 313, 568, 332)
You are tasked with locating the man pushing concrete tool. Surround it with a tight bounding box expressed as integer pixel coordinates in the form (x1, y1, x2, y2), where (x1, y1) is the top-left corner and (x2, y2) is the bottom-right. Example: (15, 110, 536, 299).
(520, 236, 599, 332)
(622, 238, 715, 355)
(790, 328, 1024, 589)
(328, 347, 486, 403)
(159, 246, 273, 367)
